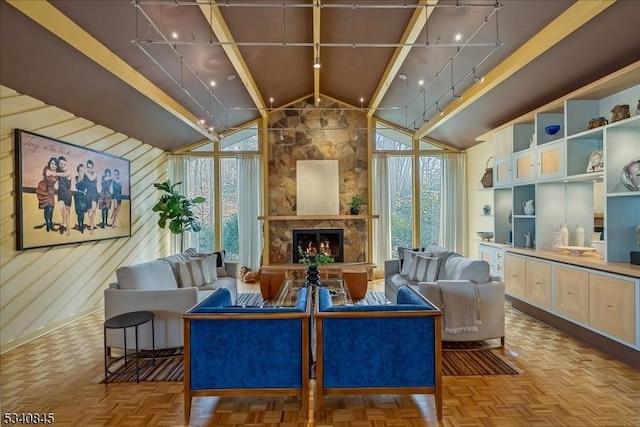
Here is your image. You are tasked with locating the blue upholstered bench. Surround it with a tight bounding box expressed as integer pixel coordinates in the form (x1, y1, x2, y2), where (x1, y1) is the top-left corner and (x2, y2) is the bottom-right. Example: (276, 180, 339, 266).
(182, 287, 311, 421)
(315, 286, 443, 420)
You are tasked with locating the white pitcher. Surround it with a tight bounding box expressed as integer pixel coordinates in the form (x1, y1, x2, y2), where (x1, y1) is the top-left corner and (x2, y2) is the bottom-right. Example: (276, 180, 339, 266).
(523, 200, 535, 215)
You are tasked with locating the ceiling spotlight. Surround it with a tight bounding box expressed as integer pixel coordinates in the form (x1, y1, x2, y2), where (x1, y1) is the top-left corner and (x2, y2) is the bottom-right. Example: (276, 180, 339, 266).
(210, 81, 216, 87)
(171, 32, 178, 39)
(473, 68, 484, 84)
(313, 57, 321, 69)
(418, 79, 424, 86)
(436, 103, 443, 116)
(398, 73, 407, 80)
(454, 33, 462, 41)
(453, 93, 463, 101)
(227, 74, 236, 81)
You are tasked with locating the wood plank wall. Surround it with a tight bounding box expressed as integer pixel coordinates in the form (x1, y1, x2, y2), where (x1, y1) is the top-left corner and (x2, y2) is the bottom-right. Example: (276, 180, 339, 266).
(0, 85, 170, 353)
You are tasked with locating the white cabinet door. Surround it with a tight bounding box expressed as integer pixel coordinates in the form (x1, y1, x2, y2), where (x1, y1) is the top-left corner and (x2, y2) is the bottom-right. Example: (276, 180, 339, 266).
(494, 127, 513, 157)
(513, 149, 535, 184)
(493, 155, 512, 188)
(537, 140, 566, 181)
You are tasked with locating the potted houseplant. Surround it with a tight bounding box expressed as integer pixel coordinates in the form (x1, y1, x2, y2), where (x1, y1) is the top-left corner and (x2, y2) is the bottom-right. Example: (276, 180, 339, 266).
(152, 179, 205, 250)
(297, 245, 334, 285)
(349, 194, 363, 215)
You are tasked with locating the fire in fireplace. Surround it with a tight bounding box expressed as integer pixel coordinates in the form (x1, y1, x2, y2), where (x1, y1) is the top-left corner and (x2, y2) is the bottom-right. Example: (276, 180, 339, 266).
(292, 229, 344, 263)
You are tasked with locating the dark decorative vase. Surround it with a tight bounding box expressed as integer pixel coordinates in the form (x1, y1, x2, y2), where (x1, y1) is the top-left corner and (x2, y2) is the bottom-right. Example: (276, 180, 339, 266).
(306, 265, 321, 286)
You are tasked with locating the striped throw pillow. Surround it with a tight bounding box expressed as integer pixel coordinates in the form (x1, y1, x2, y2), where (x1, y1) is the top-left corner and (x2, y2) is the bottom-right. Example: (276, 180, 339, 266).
(177, 258, 210, 288)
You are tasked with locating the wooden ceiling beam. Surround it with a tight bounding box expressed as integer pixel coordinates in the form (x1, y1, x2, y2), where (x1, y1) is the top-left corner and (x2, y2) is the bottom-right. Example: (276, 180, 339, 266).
(198, 3, 267, 117)
(7, 0, 216, 141)
(367, 0, 435, 117)
(416, 0, 615, 139)
(313, 0, 321, 106)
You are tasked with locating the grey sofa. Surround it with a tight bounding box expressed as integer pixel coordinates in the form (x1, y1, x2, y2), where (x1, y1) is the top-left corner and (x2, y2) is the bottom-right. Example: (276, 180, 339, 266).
(385, 244, 505, 344)
(104, 249, 238, 351)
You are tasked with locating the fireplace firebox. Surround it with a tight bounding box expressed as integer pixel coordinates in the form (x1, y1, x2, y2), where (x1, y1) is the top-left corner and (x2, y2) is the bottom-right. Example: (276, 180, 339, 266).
(292, 229, 344, 263)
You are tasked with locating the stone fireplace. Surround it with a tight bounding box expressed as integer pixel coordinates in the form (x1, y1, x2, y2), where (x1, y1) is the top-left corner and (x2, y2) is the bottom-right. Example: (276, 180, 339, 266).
(292, 228, 344, 263)
(265, 96, 369, 265)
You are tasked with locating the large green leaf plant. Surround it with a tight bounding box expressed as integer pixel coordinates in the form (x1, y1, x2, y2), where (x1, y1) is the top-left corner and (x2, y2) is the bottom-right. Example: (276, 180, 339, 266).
(152, 180, 205, 234)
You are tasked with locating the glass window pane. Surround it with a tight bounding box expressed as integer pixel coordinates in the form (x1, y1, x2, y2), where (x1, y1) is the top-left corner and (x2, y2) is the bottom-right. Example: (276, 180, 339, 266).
(220, 158, 239, 260)
(375, 123, 412, 151)
(221, 124, 259, 151)
(389, 156, 413, 250)
(186, 157, 215, 252)
(419, 155, 442, 245)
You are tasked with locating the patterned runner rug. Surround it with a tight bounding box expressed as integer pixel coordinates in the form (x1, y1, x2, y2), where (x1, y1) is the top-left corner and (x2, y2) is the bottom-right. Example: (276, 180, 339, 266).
(96, 293, 520, 382)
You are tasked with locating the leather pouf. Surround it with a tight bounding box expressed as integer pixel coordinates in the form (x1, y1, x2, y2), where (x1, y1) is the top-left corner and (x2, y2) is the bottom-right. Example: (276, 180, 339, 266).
(259, 271, 286, 300)
(342, 269, 368, 300)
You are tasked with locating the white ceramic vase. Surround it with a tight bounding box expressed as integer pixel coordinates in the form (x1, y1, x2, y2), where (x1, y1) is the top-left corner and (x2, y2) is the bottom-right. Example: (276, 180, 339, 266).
(575, 224, 584, 247)
(560, 224, 569, 246)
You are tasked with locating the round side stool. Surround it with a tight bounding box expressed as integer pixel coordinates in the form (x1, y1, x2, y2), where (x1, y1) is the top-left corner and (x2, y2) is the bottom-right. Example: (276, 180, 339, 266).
(103, 311, 155, 383)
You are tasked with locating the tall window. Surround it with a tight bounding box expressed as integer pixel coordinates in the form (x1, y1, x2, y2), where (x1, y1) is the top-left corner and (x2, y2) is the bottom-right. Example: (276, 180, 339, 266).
(220, 158, 239, 260)
(389, 156, 413, 250)
(419, 155, 442, 246)
(178, 122, 259, 260)
(186, 157, 214, 252)
(374, 121, 445, 255)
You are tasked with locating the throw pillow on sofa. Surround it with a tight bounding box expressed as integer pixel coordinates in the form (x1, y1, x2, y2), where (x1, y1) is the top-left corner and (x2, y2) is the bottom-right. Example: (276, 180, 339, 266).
(178, 258, 212, 288)
(397, 246, 425, 268)
(185, 248, 228, 277)
(399, 250, 419, 276)
(411, 254, 441, 283)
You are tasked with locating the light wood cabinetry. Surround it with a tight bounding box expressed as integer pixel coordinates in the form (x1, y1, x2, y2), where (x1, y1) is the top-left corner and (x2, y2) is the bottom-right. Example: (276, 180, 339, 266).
(525, 258, 553, 309)
(505, 249, 639, 349)
(589, 273, 636, 344)
(505, 253, 553, 309)
(505, 254, 526, 298)
(554, 265, 590, 324)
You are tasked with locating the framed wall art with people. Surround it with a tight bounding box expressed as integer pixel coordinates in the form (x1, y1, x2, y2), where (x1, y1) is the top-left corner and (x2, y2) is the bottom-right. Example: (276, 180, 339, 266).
(14, 129, 131, 250)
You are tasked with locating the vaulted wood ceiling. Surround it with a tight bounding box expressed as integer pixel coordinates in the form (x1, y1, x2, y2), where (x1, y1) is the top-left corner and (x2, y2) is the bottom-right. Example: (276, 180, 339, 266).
(1, 0, 639, 152)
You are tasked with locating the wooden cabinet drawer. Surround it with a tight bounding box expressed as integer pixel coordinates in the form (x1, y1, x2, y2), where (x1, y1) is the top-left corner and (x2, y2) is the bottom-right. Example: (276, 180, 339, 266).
(525, 258, 553, 309)
(589, 273, 636, 344)
(505, 254, 526, 298)
(555, 265, 589, 324)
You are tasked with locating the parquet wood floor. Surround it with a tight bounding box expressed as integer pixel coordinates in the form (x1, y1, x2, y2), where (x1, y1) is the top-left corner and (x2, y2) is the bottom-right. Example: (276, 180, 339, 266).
(1, 280, 638, 426)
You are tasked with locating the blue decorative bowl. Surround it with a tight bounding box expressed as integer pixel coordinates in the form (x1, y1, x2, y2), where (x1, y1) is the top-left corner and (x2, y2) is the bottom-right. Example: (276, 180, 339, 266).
(544, 124, 561, 135)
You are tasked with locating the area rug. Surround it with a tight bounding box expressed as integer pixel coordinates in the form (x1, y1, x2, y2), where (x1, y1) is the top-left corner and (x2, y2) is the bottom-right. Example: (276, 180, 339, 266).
(441, 348, 521, 376)
(96, 293, 519, 382)
(97, 346, 519, 383)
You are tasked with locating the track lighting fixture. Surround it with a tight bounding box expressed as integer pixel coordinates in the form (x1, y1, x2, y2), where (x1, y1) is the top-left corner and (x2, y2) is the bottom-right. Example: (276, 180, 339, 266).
(473, 68, 485, 83)
(313, 57, 321, 69)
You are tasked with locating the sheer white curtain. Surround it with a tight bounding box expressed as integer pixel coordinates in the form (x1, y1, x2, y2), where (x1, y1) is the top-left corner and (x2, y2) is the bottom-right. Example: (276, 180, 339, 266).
(372, 154, 392, 277)
(238, 154, 262, 270)
(168, 155, 191, 252)
(439, 152, 466, 253)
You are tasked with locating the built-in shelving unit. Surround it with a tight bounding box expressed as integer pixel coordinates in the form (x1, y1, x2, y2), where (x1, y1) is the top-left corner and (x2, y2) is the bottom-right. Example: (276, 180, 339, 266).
(484, 63, 640, 262)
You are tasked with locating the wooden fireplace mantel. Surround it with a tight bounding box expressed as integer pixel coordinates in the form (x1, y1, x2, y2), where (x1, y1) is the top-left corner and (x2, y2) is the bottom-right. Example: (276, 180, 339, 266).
(258, 214, 379, 221)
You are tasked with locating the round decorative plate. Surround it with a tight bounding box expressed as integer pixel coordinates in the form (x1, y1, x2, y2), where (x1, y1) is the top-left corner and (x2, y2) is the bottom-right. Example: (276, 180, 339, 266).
(557, 245, 596, 256)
